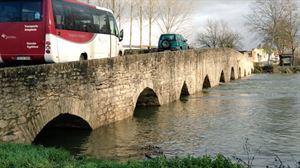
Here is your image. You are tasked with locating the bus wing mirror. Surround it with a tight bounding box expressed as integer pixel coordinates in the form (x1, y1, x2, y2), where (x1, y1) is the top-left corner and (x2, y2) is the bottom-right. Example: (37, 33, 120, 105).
(119, 29, 124, 42)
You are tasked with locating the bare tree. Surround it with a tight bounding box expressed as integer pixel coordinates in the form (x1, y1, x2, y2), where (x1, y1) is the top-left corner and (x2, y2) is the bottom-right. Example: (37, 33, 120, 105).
(89, 0, 113, 10)
(218, 21, 242, 49)
(111, 0, 115, 13)
(281, 1, 299, 56)
(129, 0, 134, 49)
(83, 0, 128, 29)
(144, 0, 158, 48)
(139, 0, 143, 48)
(112, 0, 128, 29)
(156, 0, 193, 33)
(81, 0, 110, 7)
(97, 0, 109, 6)
(196, 19, 242, 49)
(196, 20, 218, 48)
(246, 0, 299, 56)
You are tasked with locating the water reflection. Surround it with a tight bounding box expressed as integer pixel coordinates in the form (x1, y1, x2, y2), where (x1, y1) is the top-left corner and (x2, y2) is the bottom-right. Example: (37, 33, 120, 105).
(35, 74, 300, 167)
(33, 128, 91, 154)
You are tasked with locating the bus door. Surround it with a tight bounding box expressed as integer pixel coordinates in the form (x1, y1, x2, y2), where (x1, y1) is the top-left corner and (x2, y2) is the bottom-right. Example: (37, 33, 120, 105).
(108, 14, 119, 57)
(93, 10, 110, 59)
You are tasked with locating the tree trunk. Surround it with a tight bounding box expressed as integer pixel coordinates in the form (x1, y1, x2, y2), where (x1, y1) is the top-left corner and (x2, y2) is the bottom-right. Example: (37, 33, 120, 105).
(111, 0, 115, 13)
(148, 0, 153, 48)
(140, 0, 143, 49)
(130, 0, 133, 49)
(149, 18, 152, 48)
(292, 47, 295, 66)
(118, 1, 121, 29)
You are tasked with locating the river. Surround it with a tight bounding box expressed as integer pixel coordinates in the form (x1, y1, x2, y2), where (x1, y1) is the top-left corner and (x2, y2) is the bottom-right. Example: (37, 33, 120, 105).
(34, 74, 300, 167)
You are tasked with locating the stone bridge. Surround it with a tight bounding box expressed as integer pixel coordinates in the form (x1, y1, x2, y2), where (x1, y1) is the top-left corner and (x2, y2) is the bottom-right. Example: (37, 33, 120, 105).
(0, 49, 253, 143)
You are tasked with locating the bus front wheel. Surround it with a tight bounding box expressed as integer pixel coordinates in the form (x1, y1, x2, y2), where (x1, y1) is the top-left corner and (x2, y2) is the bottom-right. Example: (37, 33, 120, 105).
(80, 53, 87, 61)
(119, 51, 123, 56)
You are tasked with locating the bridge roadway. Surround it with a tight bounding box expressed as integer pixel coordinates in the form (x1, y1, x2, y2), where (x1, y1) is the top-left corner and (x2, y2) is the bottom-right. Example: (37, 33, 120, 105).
(0, 49, 253, 143)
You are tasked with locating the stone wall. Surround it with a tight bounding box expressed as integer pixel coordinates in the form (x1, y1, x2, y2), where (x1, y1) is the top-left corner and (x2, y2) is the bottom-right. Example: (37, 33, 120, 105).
(0, 49, 253, 143)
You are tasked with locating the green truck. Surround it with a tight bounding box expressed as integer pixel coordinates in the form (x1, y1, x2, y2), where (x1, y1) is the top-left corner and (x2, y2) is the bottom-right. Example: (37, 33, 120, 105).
(158, 34, 189, 51)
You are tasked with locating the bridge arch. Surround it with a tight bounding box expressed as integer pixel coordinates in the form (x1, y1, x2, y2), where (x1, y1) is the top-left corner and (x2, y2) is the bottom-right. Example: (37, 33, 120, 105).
(230, 67, 235, 81)
(203, 75, 211, 89)
(238, 67, 242, 79)
(135, 87, 160, 107)
(220, 70, 225, 83)
(33, 113, 92, 143)
(180, 81, 190, 99)
(26, 97, 94, 142)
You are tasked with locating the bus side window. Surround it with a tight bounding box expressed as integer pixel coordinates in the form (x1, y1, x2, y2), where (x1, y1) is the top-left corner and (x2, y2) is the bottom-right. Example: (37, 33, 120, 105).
(92, 15, 100, 33)
(114, 21, 119, 38)
(63, 4, 74, 31)
(71, 4, 93, 32)
(109, 16, 115, 36)
(101, 14, 110, 34)
(108, 16, 118, 37)
(0, 3, 20, 22)
(22, 1, 42, 21)
(52, 0, 64, 29)
(93, 10, 109, 34)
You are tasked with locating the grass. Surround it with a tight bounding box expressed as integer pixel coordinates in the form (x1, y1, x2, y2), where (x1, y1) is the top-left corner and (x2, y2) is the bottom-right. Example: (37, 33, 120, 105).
(0, 143, 243, 168)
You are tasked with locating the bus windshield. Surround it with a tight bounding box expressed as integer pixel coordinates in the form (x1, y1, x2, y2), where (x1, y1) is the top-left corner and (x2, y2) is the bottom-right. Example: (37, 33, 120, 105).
(0, 0, 43, 22)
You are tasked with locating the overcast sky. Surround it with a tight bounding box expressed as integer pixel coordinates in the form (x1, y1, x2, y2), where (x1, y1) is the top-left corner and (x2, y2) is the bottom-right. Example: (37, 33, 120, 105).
(122, 0, 262, 50)
(190, 0, 260, 50)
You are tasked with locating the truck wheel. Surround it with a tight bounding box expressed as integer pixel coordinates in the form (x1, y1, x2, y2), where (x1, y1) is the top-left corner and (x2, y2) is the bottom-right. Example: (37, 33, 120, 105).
(162, 40, 170, 49)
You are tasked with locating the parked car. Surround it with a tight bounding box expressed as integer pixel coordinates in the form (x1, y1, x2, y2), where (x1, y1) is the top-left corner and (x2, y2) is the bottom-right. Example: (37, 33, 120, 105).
(279, 54, 293, 66)
(158, 34, 189, 51)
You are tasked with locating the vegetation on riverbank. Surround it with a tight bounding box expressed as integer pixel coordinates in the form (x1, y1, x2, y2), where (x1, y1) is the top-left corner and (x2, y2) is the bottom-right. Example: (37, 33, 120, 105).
(0, 143, 243, 168)
(272, 66, 300, 74)
(253, 63, 300, 74)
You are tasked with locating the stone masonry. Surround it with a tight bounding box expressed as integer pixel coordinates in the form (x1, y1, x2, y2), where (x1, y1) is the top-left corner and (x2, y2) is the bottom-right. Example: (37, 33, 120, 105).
(0, 49, 254, 143)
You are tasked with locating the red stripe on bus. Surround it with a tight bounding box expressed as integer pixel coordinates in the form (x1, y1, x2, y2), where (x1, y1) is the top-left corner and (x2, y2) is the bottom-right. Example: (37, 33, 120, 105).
(56, 29, 95, 43)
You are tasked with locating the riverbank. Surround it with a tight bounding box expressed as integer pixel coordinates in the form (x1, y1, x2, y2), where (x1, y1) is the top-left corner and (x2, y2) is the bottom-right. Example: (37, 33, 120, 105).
(272, 66, 300, 74)
(0, 143, 242, 168)
(254, 64, 300, 74)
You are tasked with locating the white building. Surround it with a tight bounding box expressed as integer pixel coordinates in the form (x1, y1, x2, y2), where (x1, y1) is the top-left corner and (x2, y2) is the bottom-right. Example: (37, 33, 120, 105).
(251, 48, 278, 65)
